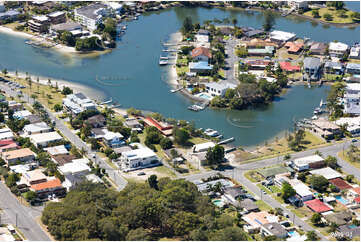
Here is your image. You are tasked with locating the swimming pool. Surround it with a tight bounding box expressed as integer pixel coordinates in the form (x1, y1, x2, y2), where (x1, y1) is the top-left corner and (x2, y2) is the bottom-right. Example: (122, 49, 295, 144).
(348, 224, 357, 229)
(335, 195, 349, 205)
(196, 93, 212, 100)
(288, 230, 300, 238)
(212, 199, 224, 207)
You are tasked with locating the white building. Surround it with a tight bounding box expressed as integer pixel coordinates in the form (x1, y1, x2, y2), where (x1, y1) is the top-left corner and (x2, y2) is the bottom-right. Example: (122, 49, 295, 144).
(44, 145, 69, 156)
(63, 92, 96, 115)
(288, 1, 308, 10)
(121, 146, 159, 170)
(193, 142, 215, 153)
(269, 30, 296, 43)
(289, 179, 314, 201)
(58, 158, 91, 191)
(0, 127, 14, 140)
(310, 167, 342, 180)
(329, 42, 349, 58)
(293, 155, 324, 171)
(0, 2, 5, 12)
(13, 110, 32, 120)
(106, 1, 123, 14)
(74, 3, 109, 31)
(335, 117, 360, 137)
(205, 82, 237, 97)
(349, 45, 360, 59)
(23, 122, 51, 136)
(29, 131, 63, 148)
(343, 83, 360, 116)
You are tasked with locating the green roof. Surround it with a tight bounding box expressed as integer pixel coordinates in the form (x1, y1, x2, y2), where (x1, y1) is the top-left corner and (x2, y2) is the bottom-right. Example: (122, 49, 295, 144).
(257, 165, 290, 178)
(0, 94, 6, 101)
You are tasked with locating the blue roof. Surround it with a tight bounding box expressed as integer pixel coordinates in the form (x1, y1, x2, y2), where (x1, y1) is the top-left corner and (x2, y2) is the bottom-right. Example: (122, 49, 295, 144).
(189, 61, 213, 70)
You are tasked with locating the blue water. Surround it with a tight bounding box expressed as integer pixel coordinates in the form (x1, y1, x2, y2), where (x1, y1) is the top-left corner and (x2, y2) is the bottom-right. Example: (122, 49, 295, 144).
(288, 230, 300, 238)
(349, 224, 358, 229)
(335, 195, 350, 205)
(212, 199, 223, 207)
(198, 93, 212, 100)
(345, 1, 360, 13)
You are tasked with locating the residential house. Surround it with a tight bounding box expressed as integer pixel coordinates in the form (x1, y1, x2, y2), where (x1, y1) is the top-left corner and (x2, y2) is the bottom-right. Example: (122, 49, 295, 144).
(242, 38, 278, 49)
(223, 186, 247, 205)
(343, 83, 360, 116)
(2, 148, 36, 165)
(103, 130, 125, 148)
(74, 3, 109, 31)
(244, 59, 272, 70)
(288, 1, 308, 9)
(329, 42, 349, 58)
(279, 61, 300, 72)
(329, 178, 353, 191)
(23, 122, 51, 136)
(26, 114, 43, 124)
(29, 131, 63, 148)
(324, 212, 352, 226)
(240, 199, 259, 213)
(261, 222, 288, 239)
(205, 82, 237, 97)
(44, 145, 69, 156)
(304, 199, 333, 213)
(269, 30, 296, 43)
(0, 127, 14, 140)
(19, 169, 47, 186)
(13, 110, 32, 120)
(63, 92, 96, 115)
(309, 41, 328, 56)
(196, 179, 234, 193)
(105, 1, 123, 14)
(293, 155, 325, 171)
(336, 224, 360, 239)
(47, 11, 66, 25)
(290, 179, 314, 201)
(312, 118, 342, 139)
(0, 139, 18, 152)
(195, 29, 210, 45)
(284, 41, 303, 54)
(7, 101, 23, 111)
(120, 145, 159, 170)
(349, 44, 360, 59)
(247, 46, 275, 56)
(324, 61, 343, 74)
(191, 47, 212, 62)
(50, 22, 83, 36)
(189, 61, 213, 74)
(345, 63, 360, 75)
(58, 158, 91, 190)
(30, 178, 66, 199)
(85, 114, 106, 128)
(335, 117, 360, 137)
(243, 211, 279, 233)
(124, 118, 143, 130)
(303, 57, 321, 81)
(309, 167, 342, 180)
(143, 117, 173, 136)
(243, 29, 264, 38)
(28, 15, 50, 33)
(192, 141, 215, 153)
(113, 145, 132, 156)
(51, 154, 77, 166)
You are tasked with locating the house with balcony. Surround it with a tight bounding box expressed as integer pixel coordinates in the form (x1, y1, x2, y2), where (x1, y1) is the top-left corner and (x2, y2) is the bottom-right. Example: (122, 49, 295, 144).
(74, 3, 109, 31)
(303, 57, 321, 81)
(329, 42, 349, 58)
(28, 15, 49, 33)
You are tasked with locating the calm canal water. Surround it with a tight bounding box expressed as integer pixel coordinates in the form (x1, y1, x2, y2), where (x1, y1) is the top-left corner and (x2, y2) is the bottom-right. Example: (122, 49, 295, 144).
(0, 6, 359, 148)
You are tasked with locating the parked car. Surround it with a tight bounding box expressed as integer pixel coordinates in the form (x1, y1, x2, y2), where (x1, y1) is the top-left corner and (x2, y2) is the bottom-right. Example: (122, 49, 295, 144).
(137, 172, 146, 176)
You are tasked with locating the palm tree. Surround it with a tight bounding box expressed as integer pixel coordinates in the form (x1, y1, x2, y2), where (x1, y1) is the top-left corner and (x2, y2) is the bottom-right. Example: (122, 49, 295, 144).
(232, 18, 237, 27)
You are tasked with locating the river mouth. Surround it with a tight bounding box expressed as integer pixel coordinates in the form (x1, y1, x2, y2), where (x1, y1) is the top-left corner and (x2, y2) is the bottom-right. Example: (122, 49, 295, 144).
(0, 6, 356, 147)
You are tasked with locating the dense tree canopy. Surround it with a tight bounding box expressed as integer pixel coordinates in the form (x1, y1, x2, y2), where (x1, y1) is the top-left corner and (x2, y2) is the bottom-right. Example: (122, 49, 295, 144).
(41, 180, 246, 240)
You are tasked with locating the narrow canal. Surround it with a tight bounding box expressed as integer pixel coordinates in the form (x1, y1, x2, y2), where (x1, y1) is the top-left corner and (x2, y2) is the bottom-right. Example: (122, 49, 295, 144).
(0, 6, 359, 147)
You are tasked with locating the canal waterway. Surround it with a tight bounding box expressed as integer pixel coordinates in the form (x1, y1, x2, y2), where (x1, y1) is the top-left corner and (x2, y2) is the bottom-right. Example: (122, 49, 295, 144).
(0, 6, 359, 148)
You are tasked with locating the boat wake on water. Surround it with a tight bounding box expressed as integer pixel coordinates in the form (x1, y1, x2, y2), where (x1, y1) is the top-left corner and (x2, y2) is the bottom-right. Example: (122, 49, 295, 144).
(226, 115, 255, 129)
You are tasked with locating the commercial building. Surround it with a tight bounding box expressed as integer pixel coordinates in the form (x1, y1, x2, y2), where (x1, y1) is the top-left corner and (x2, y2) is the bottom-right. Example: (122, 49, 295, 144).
(23, 122, 51, 135)
(47, 11, 66, 24)
(74, 3, 109, 31)
(29, 131, 63, 148)
(28, 15, 49, 33)
(2, 148, 36, 165)
(192, 142, 215, 153)
(120, 146, 159, 170)
(329, 42, 349, 58)
(293, 155, 325, 171)
(205, 82, 237, 97)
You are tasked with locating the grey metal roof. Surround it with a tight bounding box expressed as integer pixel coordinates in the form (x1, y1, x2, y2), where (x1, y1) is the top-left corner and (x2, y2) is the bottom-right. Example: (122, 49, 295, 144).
(75, 3, 107, 20)
(51, 22, 82, 32)
(303, 57, 321, 69)
(262, 222, 288, 237)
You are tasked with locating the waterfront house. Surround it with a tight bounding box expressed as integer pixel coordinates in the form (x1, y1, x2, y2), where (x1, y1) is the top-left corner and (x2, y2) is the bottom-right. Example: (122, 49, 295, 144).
(304, 199, 333, 213)
(191, 47, 212, 62)
(0, 127, 14, 141)
(349, 44, 360, 59)
(343, 83, 360, 116)
(329, 42, 349, 58)
(85, 114, 106, 128)
(243, 29, 264, 38)
(205, 82, 237, 97)
(29, 131, 63, 148)
(47, 11, 66, 24)
(195, 30, 210, 44)
(143, 117, 173, 136)
(345, 63, 360, 75)
(335, 117, 360, 137)
(288, 1, 308, 9)
(242, 38, 278, 49)
(308, 41, 328, 56)
(120, 146, 159, 170)
(261, 222, 288, 239)
(63, 92, 97, 115)
(74, 3, 109, 31)
(279, 61, 300, 72)
(269, 30, 296, 43)
(124, 118, 143, 130)
(309, 167, 342, 180)
(324, 61, 343, 74)
(28, 15, 50, 33)
(2, 148, 36, 166)
(293, 155, 325, 171)
(303, 57, 321, 81)
(189, 61, 213, 74)
(23, 122, 51, 136)
(284, 41, 303, 54)
(312, 118, 342, 139)
(244, 59, 272, 70)
(0, 10, 20, 21)
(192, 142, 215, 153)
(50, 21, 82, 35)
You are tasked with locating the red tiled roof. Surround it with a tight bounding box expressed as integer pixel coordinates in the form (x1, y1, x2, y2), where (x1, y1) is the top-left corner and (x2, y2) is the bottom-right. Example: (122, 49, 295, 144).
(305, 199, 332, 213)
(144, 117, 173, 131)
(191, 47, 212, 58)
(329, 178, 353, 190)
(0, 139, 16, 146)
(279, 62, 300, 72)
(355, 197, 360, 203)
(352, 187, 360, 195)
(285, 42, 303, 53)
(30, 178, 62, 191)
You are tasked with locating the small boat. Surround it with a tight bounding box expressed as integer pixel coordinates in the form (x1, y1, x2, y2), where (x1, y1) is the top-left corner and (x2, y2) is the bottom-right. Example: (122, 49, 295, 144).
(314, 107, 322, 115)
(311, 115, 318, 120)
(216, 134, 223, 139)
(133, 16, 138, 20)
(204, 128, 220, 137)
(170, 89, 176, 93)
(159, 60, 168, 65)
(160, 56, 169, 60)
(121, 25, 127, 30)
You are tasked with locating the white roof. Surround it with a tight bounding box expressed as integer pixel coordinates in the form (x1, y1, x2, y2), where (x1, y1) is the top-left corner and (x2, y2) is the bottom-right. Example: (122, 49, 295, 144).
(103, 130, 124, 141)
(106, 2, 123, 10)
(48, 11, 64, 17)
(9, 164, 31, 174)
(86, 173, 103, 183)
(329, 42, 349, 52)
(335, 117, 360, 127)
(0, 127, 12, 133)
(294, 155, 324, 166)
(193, 142, 215, 152)
(44, 145, 69, 156)
(59, 159, 91, 174)
(289, 180, 313, 197)
(29, 131, 62, 144)
(310, 167, 342, 180)
(270, 30, 296, 41)
(0, 131, 14, 140)
(23, 122, 50, 133)
(33, 15, 49, 22)
(14, 110, 32, 118)
(346, 83, 360, 92)
(123, 147, 157, 160)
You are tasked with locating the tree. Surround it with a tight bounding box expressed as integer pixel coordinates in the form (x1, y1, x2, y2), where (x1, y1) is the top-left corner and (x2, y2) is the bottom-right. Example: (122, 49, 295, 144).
(2, 68, 8, 75)
(24, 190, 37, 201)
(264, 235, 278, 241)
(235, 47, 248, 58)
(346, 174, 354, 183)
(126, 228, 151, 241)
(53, 104, 63, 112)
(209, 226, 247, 241)
(312, 9, 320, 18)
(205, 145, 225, 165)
(61, 86, 73, 95)
(160, 137, 172, 150)
(308, 175, 329, 193)
(59, 31, 75, 46)
(182, 17, 193, 34)
(232, 17, 237, 27)
(311, 213, 322, 225)
(324, 156, 338, 169)
(173, 127, 190, 146)
(263, 10, 275, 31)
(323, 13, 333, 21)
(297, 172, 307, 182)
(306, 231, 319, 241)
(281, 182, 296, 201)
(351, 11, 360, 20)
(147, 175, 158, 190)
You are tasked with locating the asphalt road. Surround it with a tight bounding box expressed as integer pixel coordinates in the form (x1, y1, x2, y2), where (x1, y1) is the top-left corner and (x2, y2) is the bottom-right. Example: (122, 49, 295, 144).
(0, 181, 49, 241)
(223, 37, 239, 85)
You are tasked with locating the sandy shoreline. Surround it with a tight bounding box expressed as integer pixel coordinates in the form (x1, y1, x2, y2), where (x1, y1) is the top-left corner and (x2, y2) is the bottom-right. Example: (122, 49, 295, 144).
(166, 31, 182, 87)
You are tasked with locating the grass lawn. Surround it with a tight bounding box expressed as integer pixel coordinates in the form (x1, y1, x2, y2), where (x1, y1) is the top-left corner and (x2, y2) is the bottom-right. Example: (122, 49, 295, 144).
(189, 137, 209, 145)
(302, 131, 326, 148)
(347, 58, 360, 64)
(4, 22, 20, 30)
(255, 200, 272, 211)
(244, 170, 262, 183)
(218, 69, 225, 79)
(323, 73, 343, 81)
(154, 166, 176, 178)
(289, 206, 310, 218)
(338, 150, 360, 169)
(176, 65, 188, 76)
(304, 7, 359, 24)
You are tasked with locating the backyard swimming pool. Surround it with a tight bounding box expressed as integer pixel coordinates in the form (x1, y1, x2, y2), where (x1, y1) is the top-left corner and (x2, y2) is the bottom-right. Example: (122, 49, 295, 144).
(196, 92, 213, 100)
(288, 230, 300, 238)
(212, 199, 224, 207)
(335, 195, 350, 205)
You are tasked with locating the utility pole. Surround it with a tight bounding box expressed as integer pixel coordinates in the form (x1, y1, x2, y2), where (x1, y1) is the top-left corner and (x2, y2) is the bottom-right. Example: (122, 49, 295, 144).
(16, 213, 18, 227)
